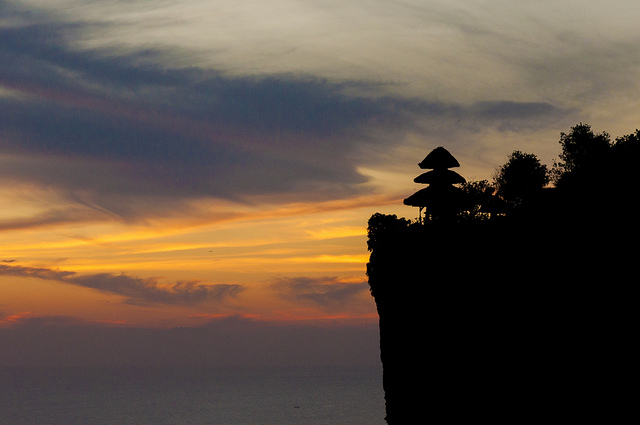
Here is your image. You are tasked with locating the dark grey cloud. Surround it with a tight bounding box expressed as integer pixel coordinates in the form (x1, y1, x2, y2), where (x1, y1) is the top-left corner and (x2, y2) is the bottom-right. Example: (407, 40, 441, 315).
(0, 1, 573, 220)
(0, 3, 408, 206)
(0, 263, 242, 306)
(271, 276, 368, 310)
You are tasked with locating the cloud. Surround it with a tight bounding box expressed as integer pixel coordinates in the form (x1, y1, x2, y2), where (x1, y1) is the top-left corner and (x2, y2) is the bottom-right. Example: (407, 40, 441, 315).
(0, 312, 82, 327)
(0, 204, 110, 231)
(0, 0, 578, 223)
(0, 4, 411, 207)
(0, 263, 243, 306)
(271, 276, 368, 310)
(0, 311, 32, 325)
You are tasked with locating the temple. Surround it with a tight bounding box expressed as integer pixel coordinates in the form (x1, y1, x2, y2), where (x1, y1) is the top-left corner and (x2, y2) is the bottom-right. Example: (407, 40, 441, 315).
(403, 147, 467, 221)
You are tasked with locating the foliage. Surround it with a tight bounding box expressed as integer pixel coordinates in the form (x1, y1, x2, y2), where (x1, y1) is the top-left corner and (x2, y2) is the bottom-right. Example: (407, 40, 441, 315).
(388, 122, 638, 232)
(459, 179, 496, 220)
(551, 123, 611, 185)
(611, 129, 640, 173)
(366, 213, 411, 251)
(494, 150, 549, 206)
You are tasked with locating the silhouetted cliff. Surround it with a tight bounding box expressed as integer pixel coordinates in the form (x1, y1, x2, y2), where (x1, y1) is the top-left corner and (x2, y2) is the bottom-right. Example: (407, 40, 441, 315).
(367, 193, 635, 423)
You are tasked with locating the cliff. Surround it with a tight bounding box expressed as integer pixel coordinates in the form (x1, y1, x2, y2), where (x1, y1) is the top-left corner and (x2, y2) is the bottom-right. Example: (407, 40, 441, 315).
(366, 209, 634, 424)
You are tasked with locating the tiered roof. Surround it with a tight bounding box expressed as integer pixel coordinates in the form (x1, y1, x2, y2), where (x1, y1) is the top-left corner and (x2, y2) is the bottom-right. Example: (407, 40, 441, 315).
(403, 147, 467, 219)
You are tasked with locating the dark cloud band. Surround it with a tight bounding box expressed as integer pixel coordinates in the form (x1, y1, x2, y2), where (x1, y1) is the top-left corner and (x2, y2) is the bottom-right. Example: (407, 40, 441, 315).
(0, 1, 572, 220)
(0, 263, 242, 306)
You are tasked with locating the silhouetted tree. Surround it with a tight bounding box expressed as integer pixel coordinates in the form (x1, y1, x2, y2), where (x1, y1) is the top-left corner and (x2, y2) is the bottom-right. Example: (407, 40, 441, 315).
(605, 128, 639, 228)
(494, 150, 549, 207)
(366, 213, 411, 252)
(459, 179, 506, 220)
(611, 129, 640, 176)
(548, 124, 639, 231)
(551, 123, 611, 187)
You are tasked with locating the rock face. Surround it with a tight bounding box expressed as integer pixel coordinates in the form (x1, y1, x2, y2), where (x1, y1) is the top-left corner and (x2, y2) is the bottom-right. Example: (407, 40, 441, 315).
(368, 144, 636, 424)
(366, 213, 634, 424)
(367, 218, 526, 423)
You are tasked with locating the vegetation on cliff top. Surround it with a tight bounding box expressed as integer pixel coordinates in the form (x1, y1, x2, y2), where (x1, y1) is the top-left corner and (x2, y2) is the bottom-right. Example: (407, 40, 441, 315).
(369, 122, 639, 249)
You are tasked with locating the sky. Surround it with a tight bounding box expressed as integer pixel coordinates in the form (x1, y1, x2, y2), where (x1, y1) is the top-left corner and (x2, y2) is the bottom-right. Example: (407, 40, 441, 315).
(1, 0, 639, 368)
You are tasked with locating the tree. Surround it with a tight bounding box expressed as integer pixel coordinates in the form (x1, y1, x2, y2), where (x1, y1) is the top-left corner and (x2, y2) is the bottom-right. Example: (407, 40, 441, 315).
(366, 213, 411, 251)
(606, 129, 639, 223)
(459, 179, 508, 220)
(612, 129, 640, 172)
(552, 123, 611, 185)
(494, 151, 549, 207)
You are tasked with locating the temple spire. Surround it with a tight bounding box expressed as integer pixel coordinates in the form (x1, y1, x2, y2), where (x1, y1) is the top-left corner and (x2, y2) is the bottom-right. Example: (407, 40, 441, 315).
(403, 146, 466, 222)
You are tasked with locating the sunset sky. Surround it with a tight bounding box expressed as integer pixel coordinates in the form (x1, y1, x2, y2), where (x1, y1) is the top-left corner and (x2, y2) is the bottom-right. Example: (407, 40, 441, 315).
(2, 0, 639, 367)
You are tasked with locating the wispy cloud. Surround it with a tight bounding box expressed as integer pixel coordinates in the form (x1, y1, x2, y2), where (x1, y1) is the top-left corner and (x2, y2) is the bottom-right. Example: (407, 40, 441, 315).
(0, 263, 242, 306)
(0, 0, 576, 224)
(271, 276, 368, 311)
(0, 204, 110, 231)
(0, 311, 32, 325)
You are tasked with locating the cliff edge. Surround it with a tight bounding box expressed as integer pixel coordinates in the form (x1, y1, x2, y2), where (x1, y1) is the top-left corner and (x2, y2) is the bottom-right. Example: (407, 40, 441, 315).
(367, 210, 633, 424)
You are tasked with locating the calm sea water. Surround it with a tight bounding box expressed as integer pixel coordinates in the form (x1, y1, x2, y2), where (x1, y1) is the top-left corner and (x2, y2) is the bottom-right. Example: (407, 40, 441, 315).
(1, 366, 386, 425)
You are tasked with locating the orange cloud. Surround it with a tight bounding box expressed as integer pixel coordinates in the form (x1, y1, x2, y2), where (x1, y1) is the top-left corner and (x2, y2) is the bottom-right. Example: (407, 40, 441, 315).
(0, 311, 32, 325)
(0, 263, 242, 307)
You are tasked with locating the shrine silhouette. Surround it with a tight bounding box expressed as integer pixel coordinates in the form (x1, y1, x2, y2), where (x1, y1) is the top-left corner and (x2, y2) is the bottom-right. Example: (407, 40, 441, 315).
(403, 147, 467, 222)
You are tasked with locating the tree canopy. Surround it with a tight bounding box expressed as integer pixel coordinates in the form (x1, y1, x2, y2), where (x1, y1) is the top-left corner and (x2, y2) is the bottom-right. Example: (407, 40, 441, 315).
(494, 150, 549, 207)
(552, 123, 612, 187)
(395, 123, 638, 226)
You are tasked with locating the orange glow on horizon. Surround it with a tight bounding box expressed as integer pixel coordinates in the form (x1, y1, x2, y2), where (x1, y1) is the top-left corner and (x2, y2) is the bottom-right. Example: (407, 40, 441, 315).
(0, 311, 32, 325)
(0, 193, 393, 328)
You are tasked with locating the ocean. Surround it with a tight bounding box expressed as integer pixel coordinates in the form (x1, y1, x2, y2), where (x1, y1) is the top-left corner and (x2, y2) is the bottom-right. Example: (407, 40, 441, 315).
(1, 366, 386, 425)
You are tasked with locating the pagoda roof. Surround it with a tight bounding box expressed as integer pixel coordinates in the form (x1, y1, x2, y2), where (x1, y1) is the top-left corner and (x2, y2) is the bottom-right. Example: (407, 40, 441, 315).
(418, 147, 460, 169)
(414, 168, 466, 185)
(403, 184, 466, 208)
